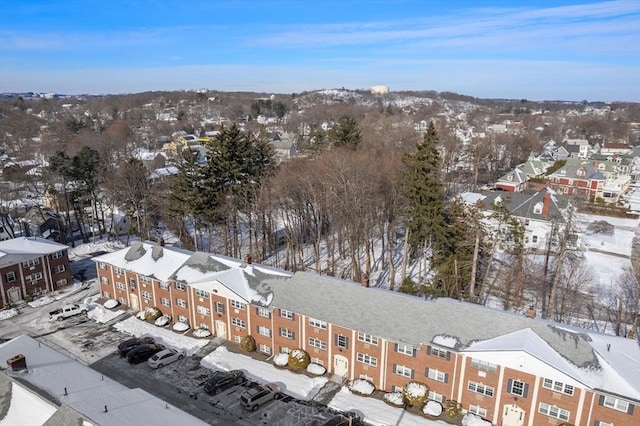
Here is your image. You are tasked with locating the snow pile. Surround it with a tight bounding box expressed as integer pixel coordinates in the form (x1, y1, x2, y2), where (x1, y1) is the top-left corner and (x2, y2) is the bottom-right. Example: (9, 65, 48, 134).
(114, 316, 208, 355)
(383, 392, 404, 406)
(155, 315, 170, 326)
(423, 401, 443, 416)
(28, 296, 56, 308)
(193, 328, 211, 338)
(348, 379, 375, 396)
(306, 363, 326, 376)
(103, 299, 119, 309)
(0, 309, 19, 321)
(405, 382, 427, 398)
(273, 353, 288, 367)
(68, 240, 124, 259)
(87, 304, 125, 324)
(173, 322, 189, 332)
(201, 346, 327, 401)
(462, 414, 492, 426)
(432, 335, 458, 348)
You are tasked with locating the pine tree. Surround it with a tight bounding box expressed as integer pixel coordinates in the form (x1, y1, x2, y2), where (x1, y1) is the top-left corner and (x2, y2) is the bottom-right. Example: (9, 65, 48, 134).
(328, 116, 361, 150)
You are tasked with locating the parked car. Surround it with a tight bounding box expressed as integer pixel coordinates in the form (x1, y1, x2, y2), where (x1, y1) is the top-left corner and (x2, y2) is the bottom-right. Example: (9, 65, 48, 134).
(239, 382, 282, 410)
(147, 348, 185, 369)
(117, 336, 154, 357)
(203, 370, 245, 395)
(49, 303, 88, 321)
(126, 343, 164, 364)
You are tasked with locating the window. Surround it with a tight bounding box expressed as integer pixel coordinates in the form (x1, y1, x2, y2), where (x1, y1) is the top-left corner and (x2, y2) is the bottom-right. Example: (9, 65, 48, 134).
(258, 326, 271, 337)
(468, 405, 487, 418)
(335, 334, 349, 349)
(396, 343, 416, 356)
(543, 378, 574, 395)
(595, 422, 613, 426)
(102, 291, 111, 299)
(309, 317, 327, 329)
(100, 276, 109, 284)
(279, 309, 294, 319)
(259, 344, 272, 355)
(159, 281, 169, 290)
(508, 379, 528, 397)
(129, 278, 136, 287)
(312, 357, 325, 366)
(357, 352, 377, 367)
(257, 307, 271, 318)
(199, 323, 209, 330)
(140, 276, 151, 284)
(426, 368, 447, 383)
(118, 297, 125, 304)
(22, 259, 39, 268)
(357, 332, 378, 345)
(161, 297, 171, 307)
(308, 337, 326, 350)
(176, 298, 187, 308)
(141, 291, 152, 300)
(55, 278, 67, 286)
(99, 262, 107, 270)
(471, 358, 497, 373)
(178, 315, 188, 324)
(392, 385, 403, 393)
(25, 272, 42, 282)
(175, 282, 186, 291)
(6, 272, 15, 282)
(215, 302, 225, 315)
(195, 289, 208, 298)
(115, 267, 124, 275)
(468, 381, 494, 397)
(538, 402, 570, 421)
(394, 365, 413, 378)
(197, 306, 210, 316)
(234, 335, 242, 343)
(231, 317, 246, 328)
(279, 328, 294, 339)
(116, 282, 126, 291)
(230, 300, 245, 310)
(428, 346, 449, 360)
(601, 395, 630, 413)
(532, 235, 539, 244)
(51, 251, 63, 259)
(428, 391, 444, 403)
(280, 347, 291, 354)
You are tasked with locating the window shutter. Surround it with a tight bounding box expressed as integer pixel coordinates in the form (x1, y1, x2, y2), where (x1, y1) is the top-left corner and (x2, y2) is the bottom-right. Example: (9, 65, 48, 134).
(523, 383, 529, 398)
(444, 373, 449, 383)
(291, 331, 295, 340)
(427, 345, 431, 355)
(598, 395, 605, 406)
(507, 379, 513, 393)
(394, 343, 398, 352)
(344, 337, 349, 349)
(412, 347, 417, 357)
(594, 421, 600, 426)
(446, 351, 451, 361)
(411, 369, 415, 379)
(425, 367, 430, 377)
(335, 334, 339, 346)
(628, 404, 634, 415)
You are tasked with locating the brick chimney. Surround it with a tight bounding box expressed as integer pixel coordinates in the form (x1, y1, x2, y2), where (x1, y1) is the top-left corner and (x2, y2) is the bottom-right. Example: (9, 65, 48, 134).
(542, 193, 551, 218)
(7, 354, 27, 371)
(526, 306, 536, 319)
(243, 255, 252, 265)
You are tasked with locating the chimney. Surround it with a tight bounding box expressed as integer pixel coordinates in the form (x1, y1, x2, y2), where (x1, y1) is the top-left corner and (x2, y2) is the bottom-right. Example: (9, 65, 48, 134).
(6, 354, 27, 371)
(526, 306, 536, 319)
(361, 275, 370, 288)
(542, 193, 551, 218)
(158, 238, 165, 247)
(243, 255, 252, 265)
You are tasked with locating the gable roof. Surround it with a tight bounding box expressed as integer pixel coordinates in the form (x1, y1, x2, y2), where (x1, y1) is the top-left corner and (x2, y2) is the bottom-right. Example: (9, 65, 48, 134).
(0, 237, 68, 268)
(479, 188, 569, 222)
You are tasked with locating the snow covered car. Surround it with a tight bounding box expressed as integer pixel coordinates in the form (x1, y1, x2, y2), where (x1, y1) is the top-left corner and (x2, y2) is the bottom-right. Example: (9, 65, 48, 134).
(203, 370, 245, 395)
(147, 348, 184, 368)
(49, 303, 88, 321)
(117, 336, 154, 357)
(239, 382, 282, 410)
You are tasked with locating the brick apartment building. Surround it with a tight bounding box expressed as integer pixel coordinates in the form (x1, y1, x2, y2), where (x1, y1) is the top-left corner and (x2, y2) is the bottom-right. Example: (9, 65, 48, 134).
(94, 242, 639, 426)
(0, 237, 73, 306)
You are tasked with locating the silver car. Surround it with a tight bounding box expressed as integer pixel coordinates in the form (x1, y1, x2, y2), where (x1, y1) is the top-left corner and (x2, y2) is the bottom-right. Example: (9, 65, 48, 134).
(239, 383, 282, 410)
(147, 348, 185, 368)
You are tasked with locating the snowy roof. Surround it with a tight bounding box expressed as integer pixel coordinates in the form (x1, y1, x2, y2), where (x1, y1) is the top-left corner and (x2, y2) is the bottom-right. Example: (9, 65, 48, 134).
(0, 237, 69, 268)
(0, 335, 207, 426)
(479, 188, 569, 222)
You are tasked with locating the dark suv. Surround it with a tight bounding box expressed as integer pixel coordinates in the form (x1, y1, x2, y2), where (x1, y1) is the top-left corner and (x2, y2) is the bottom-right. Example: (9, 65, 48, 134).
(117, 336, 154, 357)
(203, 370, 245, 395)
(126, 343, 164, 364)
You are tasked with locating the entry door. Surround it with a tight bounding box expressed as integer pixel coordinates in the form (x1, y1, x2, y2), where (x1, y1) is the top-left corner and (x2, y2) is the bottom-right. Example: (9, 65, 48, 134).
(215, 320, 227, 339)
(129, 294, 139, 310)
(502, 404, 525, 426)
(7, 287, 21, 303)
(333, 355, 348, 377)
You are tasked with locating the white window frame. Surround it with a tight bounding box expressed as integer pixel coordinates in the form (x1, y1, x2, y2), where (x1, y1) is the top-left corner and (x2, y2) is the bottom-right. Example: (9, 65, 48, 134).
(280, 346, 291, 354)
(397, 343, 415, 356)
(308, 317, 327, 329)
(195, 289, 208, 298)
(279, 308, 293, 319)
(279, 328, 294, 339)
(469, 405, 487, 418)
(102, 290, 111, 299)
(100, 276, 109, 284)
(538, 402, 570, 421)
(311, 357, 325, 367)
(510, 379, 526, 396)
(427, 368, 446, 382)
(53, 264, 65, 273)
(471, 358, 497, 373)
(116, 282, 126, 291)
(99, 262, 107, 269)
(159, 281, 170, 290)
(176, 298, 187, 308)
(140, 276, 151, 284)
(257, 307, 271, 318)
(258, 344, 272, 355)
(22, 258, 39, 268)
(394, 365, 413, 378)
(52, 251, 63, 259)
(141, 291, 152, 300)
(468, 381, 494, 397)
(602, 395, 630, 412)
(308, 337, 326, 350)
(161, 297, 171, 307)
(428, 391, 445, 403)
(178, 315, 188, 324)
(114, 267, 124, 275)
(215, 302, 225, 314)
(6, 271, 15, 282)
(356, 352, 377, 367)
(543, 378, 574, 395)
(55, 278, 67, 286)
(357, 332, 378, 345)
(429, 346, 448, 359)
(175, 281, 186, 291)
(197, 305, 210, 316)
(258, 326, 271, 337)
(230, 300, 245, 310)
(336, 334, 348, 348)
(231, 317, 246, 328)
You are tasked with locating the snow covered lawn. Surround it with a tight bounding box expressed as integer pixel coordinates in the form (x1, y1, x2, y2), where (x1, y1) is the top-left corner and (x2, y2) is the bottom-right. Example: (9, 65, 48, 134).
(113, 316, 209, 355)
(201, 346, 327, 401)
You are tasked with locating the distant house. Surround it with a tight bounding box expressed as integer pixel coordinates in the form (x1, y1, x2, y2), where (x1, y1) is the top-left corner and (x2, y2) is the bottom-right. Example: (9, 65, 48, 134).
(600, 140, 632, 156)
(270, 133, 297, 162)
(564, 139, 590, 158)
(0, 237, 72, 305)
(495, 168, 527, 192)
(546, 160, 606, 200)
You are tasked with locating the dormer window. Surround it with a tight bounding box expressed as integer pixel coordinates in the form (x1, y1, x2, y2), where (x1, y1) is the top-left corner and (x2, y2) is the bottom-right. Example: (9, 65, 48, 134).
(533, 202, 543, 214)
(577, 168, 586, 177)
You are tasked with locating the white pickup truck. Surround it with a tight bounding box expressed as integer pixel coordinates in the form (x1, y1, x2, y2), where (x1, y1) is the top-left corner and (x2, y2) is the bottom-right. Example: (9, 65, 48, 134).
(49, 303, 88, 321)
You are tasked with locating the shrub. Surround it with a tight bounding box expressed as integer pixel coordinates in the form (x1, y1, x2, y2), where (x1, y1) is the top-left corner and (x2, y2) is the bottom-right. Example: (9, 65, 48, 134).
(273, 353, 289, 367)
(402, 381, 428, 407)
(443, 400, 462, 418)
(348, 379, 375, 396)
(287, 348, 310, 370)
(139, 306, 162, 321)
(383, 392, 404, 407)
(306, 363, 326, 376)
(240, 335, 256, 352)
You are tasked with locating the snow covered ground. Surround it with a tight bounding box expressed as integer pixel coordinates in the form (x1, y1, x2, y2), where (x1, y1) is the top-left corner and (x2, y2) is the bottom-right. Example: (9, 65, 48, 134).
(0, 381, 58, 426)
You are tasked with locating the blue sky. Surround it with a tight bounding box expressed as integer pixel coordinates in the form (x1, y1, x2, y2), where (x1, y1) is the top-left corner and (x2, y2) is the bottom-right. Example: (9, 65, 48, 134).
(0, 0, 638, 101)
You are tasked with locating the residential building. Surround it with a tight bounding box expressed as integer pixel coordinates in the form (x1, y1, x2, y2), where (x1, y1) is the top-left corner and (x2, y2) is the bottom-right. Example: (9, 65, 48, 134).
(93, 242, 639, 426)
(0, 237, 72, 306)
(546, 161, 606, 200)
(495, 168, 527, 192)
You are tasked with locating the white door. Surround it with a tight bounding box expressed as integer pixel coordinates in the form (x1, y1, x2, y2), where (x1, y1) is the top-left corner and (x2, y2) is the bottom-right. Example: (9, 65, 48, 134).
(7, 287, 21, 303)
(129, 294, 139, 310)
(333, 355, 348, 377)
(502, 404, 525, 426)
(215, 320, 227, 339)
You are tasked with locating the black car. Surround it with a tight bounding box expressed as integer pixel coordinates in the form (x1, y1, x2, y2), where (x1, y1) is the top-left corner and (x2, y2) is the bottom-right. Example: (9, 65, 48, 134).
(126, 343, 164, 364)
(117, 336, 154, 357)
(203, 370, 246, 395)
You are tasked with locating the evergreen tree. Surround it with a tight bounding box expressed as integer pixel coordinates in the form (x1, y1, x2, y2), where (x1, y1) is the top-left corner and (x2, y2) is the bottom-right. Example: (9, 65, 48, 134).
(328, 116, 361, 150)
(402, 122, 447, 256)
